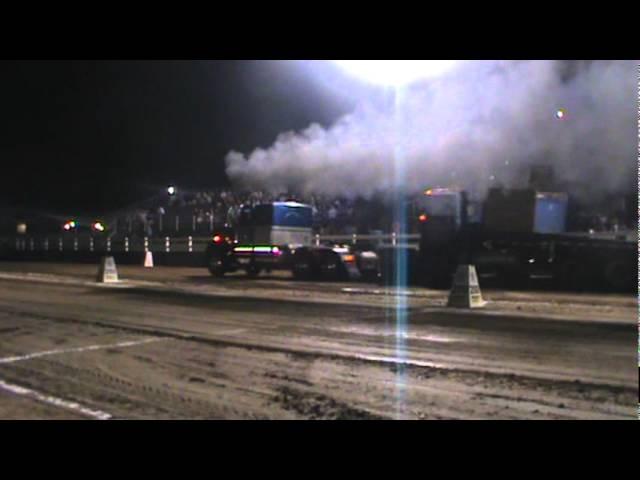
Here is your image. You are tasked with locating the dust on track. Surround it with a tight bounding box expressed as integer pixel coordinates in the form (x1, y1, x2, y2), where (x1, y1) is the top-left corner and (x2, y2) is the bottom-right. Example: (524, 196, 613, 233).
(0, 266, 635, 419)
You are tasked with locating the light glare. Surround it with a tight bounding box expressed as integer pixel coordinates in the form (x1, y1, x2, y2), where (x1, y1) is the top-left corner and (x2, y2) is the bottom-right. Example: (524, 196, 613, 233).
(332, 60, 457, 86)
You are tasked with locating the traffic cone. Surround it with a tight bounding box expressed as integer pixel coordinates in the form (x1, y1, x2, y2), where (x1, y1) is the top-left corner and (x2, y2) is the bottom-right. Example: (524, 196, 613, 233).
(97, 256, 119, 283)
(447, 264, 487, 308)
(144, 251, 154, 268)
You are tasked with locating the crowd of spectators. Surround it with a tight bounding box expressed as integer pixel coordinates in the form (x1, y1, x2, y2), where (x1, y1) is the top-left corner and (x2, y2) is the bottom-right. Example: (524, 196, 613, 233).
(112, 188, 637, 239)
(113, 189, 396, 238)
(4, 187, 633, 238)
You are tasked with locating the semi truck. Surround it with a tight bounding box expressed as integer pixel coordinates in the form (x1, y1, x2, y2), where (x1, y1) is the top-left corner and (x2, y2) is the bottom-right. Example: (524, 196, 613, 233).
(204, 201, 377, 280)
(379, 187, 637, 292)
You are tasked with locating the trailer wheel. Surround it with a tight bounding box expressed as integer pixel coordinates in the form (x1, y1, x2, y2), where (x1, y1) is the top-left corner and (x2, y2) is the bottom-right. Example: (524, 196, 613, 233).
(428, 272, 452, 290)
(557, 262, 592, 291)
(501, 268, 528, 290)
(603, 260, 634, 292)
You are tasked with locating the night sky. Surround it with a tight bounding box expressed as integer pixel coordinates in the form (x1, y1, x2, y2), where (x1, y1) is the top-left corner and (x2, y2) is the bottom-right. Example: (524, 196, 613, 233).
(0, 60, 360, 215)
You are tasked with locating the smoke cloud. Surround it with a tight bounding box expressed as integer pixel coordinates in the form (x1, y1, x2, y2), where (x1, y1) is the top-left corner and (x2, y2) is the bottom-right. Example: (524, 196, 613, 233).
(225, 60, 637, 202)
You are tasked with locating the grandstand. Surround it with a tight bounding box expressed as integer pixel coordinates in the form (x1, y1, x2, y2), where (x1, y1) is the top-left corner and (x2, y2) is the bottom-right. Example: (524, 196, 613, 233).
(109, 188, 400, 238)
(3, 186, 633, 239)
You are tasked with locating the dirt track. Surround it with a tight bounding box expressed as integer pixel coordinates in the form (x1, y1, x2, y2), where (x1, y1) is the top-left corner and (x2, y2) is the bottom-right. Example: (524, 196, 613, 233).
(0, 262, 636, 419)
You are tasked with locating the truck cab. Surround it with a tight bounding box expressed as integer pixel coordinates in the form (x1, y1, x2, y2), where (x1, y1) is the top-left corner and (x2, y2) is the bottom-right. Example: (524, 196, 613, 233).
(236, 202, 313, 247)
(206, 201, 362, 280)
(206, 202, 312, 277)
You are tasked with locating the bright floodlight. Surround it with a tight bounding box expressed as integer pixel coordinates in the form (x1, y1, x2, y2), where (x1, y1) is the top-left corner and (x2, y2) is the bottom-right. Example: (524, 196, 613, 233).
(333, 60, 457, 86)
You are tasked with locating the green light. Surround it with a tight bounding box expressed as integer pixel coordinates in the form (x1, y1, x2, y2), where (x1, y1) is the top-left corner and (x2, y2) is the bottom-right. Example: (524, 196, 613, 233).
(234, 245, 278, 254)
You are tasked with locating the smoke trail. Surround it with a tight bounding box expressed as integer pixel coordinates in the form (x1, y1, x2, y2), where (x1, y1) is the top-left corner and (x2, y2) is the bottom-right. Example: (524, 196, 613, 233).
(225, 60, 637, 202)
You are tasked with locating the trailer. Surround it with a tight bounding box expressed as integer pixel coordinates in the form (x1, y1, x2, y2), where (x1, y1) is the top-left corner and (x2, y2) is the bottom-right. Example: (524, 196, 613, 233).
(379, 187, 637, 292)
(204, 201, 372, 281)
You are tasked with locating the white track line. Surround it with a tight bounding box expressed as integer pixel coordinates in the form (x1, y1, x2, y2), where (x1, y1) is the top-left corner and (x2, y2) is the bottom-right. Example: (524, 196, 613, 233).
(0, 337, 164, 419)
(0, 337, 164, 364)
(0, 378, 112, 419)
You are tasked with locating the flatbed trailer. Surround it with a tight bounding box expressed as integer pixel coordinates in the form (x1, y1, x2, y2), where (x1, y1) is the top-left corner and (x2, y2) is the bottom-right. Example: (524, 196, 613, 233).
(379, 187, 637, 292)
(465, 228, 635, 291)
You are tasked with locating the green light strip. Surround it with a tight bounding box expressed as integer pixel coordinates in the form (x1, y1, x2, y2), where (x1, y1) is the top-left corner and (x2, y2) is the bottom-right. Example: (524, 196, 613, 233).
(234, 245, 277, 253)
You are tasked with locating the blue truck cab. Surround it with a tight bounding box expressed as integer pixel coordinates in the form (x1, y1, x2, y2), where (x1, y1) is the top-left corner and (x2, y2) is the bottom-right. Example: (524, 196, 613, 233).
(206, 202, 313, 277)
(236, 202, 313, 247)
(205, 201, 362, 280)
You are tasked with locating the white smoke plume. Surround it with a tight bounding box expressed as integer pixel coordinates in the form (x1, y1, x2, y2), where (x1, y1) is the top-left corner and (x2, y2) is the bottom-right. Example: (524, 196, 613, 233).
(225, 60, 637, 202)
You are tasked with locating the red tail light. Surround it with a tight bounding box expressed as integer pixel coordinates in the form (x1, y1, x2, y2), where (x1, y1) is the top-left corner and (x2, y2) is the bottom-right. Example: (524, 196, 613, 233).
(419, 214, 429, 222)
(213, 234, 223, 244)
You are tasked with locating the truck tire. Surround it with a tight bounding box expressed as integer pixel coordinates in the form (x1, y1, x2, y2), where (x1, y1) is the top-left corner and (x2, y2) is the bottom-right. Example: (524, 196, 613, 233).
(291, 250, 314, 280)
(319, 251, 341, 281)
(359, 268, 379, 283)
(377, 247, 414, 287)
(208, 256, 226, 277)
(245, 264, 261, 278)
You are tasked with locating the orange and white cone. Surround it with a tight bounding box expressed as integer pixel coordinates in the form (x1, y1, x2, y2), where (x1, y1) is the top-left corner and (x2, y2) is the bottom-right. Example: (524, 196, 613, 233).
(144, 251, 154, 268)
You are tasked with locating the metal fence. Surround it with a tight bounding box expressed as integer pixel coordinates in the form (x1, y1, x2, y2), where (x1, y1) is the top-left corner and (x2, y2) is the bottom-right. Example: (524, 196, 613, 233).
(8, 232, 421, 255)
(116, 213, 220, 237)
(9, 230, 634, 256)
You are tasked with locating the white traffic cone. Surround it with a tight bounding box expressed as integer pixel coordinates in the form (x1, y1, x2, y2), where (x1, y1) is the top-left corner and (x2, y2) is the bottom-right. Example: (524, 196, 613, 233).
(144, 251, 154, 268)
(447, 264, 487, 308)
(97, 256, 119, 283)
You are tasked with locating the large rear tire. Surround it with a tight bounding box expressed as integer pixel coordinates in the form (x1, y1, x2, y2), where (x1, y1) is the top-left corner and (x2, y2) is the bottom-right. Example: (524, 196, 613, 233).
(207, 256, 226, 277)
(246, 264, 261, 278)
(291, 251, 314, 280)
(320, 252, 341, 281)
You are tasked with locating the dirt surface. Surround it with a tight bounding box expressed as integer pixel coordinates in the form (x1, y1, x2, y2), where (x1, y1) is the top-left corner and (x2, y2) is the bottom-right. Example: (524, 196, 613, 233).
(0, 262, 636, 420)
(0, 262, 635, 323)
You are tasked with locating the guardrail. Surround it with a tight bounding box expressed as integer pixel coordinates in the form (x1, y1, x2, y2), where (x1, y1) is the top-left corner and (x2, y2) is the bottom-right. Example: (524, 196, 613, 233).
(5, 232, 421, 255)
(311, 232, 420, 247)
